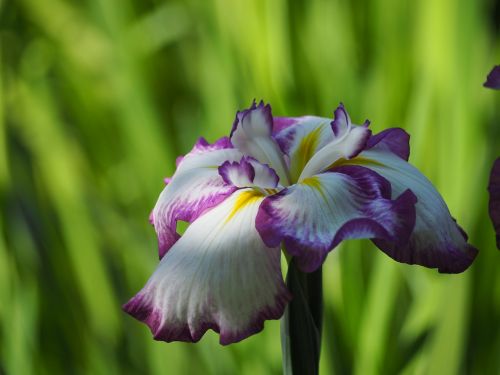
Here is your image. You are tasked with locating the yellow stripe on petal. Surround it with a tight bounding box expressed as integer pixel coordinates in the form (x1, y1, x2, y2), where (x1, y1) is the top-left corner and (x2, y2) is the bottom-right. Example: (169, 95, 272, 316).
(328, 156, 386, 170)
(291, 124, 325, 181)
(301, 176, 327, 201)
(225, 190, 263, 223)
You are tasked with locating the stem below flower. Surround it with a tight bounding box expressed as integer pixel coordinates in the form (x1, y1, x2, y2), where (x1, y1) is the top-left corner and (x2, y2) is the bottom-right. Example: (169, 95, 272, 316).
(281, 259, 323, 375)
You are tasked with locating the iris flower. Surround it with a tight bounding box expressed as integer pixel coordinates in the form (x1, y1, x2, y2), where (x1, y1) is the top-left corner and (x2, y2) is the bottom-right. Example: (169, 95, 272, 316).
(124, 101, 477, 345)
(484, 65, 500, 89)
(489, 158, 500, 249)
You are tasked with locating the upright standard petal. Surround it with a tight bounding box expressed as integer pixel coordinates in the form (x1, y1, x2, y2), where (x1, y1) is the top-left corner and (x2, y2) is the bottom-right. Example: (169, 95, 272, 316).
(124, 190, 291, 345)
(298, 105, 371, 181)
(152, 138, 243, 258)
(353, 147, 478, 273)
(488, 158, 500, 249)
(484, 65, 500, 90)
(256, 166, 417, 272)
(230, 101, 290, 185)
(274, 116, 336, 183)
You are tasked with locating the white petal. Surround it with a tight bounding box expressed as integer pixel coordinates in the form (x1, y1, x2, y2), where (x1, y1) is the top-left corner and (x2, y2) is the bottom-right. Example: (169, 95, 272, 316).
(125, 190, 291, 344)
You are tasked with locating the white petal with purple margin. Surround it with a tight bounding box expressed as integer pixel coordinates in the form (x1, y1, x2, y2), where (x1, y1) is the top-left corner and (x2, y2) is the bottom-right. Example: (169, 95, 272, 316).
(256, 166, 417, 272)
(231, 101, 290, 185)
(124, 189, 291, 345)
(356, 147, 478, 273)
(152, 138, 243, 259)
(297, 105, 371, 181)
(218, 157, 279, 189)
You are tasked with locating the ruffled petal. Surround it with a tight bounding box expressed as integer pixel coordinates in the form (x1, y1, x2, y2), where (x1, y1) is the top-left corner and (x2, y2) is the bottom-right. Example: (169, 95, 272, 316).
(484, 65, 500, 90)
(354, 147, 478, 273)
(124, 190, 291, 345)
(298, 118, 371, 181)
(256, 166, 417, 272)
(174, 136, 233, 169)
(152, 138, 243, 258)
(366, 128, 410, 161)
(274, 116, 336, 182)
(488, 158, 500, 249)
(218, 158, 255, 188)
(248, 158, 280, 189)
(218, 157, 279, 189)
(230, 101, 290, 185)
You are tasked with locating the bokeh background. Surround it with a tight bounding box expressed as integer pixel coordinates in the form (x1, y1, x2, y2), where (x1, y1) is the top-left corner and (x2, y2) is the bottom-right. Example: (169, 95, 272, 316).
(1, 0, 500, 374)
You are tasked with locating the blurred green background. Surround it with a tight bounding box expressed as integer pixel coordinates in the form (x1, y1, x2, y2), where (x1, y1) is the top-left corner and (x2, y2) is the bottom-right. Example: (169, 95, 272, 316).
(1, 0, 500, 374)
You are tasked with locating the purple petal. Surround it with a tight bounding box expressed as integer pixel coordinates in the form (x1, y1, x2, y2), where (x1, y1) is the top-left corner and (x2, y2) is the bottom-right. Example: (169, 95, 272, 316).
(366, 128, 410, 161)
(488, 158, 500, 249)
(273, 116, 300, 134)
(331, 103, 351, 138)
(484, 65, 500, 89)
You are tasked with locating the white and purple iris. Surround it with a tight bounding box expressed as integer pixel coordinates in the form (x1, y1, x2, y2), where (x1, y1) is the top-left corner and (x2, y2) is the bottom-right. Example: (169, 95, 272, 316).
(124, 101, 477, 345)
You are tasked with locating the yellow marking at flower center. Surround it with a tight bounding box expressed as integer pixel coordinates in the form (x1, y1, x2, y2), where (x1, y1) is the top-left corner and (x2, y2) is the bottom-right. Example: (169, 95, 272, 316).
(225, 190, 263, 223)
(301, 176, 327, 201)
(291, 125, 324, 181)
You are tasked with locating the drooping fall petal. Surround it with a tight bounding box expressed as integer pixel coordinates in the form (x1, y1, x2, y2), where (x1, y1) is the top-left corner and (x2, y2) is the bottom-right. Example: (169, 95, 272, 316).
(124, 189, 291, 345)
(256, 166, 417, 272)
(356, 146, 478, 273)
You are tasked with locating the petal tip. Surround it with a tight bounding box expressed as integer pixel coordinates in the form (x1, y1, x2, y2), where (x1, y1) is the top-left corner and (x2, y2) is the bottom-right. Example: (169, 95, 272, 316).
(484, 65, 500, 90)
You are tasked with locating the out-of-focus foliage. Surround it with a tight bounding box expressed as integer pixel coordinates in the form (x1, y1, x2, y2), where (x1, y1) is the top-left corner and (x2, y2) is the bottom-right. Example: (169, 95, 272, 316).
(1, 0, 499, 374)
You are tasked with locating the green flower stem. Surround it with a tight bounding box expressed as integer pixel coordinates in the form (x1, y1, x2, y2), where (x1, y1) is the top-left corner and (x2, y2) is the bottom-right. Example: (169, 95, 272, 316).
(281, 259, 323, 375)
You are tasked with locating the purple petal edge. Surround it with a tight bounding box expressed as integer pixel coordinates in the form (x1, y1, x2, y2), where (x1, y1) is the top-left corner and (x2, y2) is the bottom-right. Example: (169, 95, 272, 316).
(230, 100, 273, 137)
(256, 165, 417, 272)
(122, 287, 291, 345)
(346, 127, 372, 159)
(273, 117, 299, 133)
(373, 234, 478, 274)
(175, 136, 233, 168)
(484, 65, 500, 89)
(331, 103, 350, 137)
(218, 157, 256, 186)
(366, 128, 411, 161)
(156, 186, 237, 259)
(488, 158, 500, 249)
